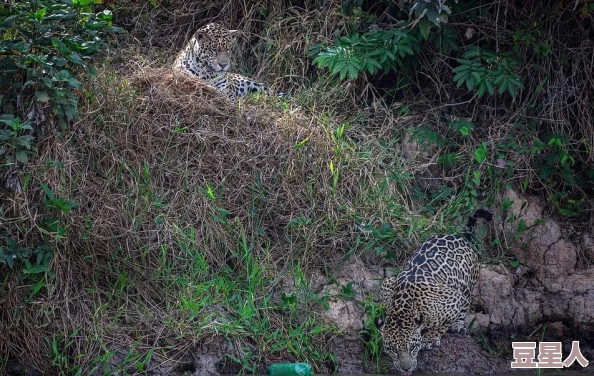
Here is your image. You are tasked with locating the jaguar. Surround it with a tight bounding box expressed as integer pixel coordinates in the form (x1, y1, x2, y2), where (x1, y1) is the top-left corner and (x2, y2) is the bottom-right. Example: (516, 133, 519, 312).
(380, 209, 493, 376)
(173, 22, 286, 100)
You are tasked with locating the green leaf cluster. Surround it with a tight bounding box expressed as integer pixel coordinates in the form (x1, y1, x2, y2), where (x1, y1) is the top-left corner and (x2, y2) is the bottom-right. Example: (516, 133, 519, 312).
(311, 29, 419, 80)
(0, 0, 122, 176)
(452, 46, 524, 98)
(1, 0, 123, 123)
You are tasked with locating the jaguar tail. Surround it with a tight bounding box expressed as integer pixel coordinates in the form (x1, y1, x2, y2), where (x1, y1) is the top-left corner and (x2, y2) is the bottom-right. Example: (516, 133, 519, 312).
(463, 209, 493, 242)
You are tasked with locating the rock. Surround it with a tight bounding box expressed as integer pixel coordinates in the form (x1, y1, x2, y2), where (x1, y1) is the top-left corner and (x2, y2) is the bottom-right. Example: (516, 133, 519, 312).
(472, 268, 544, 331)
(542, 268, 594, 332)
(545, 321, 565, 339)
(467, 312, 490, 333)
(332, 256, 383, 294)
(417, 334, 512, 374)
(331, 334, 366, 373)
(400, 130, 436, 162)
(192, 336, 228, 376)
(524, 220, 577, 285)
(582, 233, 594, 262)
(473, 265, 594, 333)
(502, 188, 544, 229)
(502, 188, 577, 286)
(323, 295, 364, 331)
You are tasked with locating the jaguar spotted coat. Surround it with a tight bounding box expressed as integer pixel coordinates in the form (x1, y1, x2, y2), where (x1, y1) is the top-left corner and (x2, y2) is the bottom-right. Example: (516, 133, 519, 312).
(173, 23, 285, 100)
(380, 209, 493, 375)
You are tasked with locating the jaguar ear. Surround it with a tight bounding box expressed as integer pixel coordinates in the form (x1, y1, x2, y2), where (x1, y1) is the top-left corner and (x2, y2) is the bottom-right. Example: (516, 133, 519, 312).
(195, 31, 208, 42)
(227, 29, 241, 37)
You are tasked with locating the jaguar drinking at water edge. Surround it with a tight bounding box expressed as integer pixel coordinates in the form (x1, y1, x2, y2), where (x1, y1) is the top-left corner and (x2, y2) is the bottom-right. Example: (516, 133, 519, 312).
(173, 22, 286, 101)
(380, 209, 493, 376)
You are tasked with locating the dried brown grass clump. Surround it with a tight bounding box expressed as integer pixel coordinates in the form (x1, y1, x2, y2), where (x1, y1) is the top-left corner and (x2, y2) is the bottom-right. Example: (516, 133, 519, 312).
(0, 66, 351, 371)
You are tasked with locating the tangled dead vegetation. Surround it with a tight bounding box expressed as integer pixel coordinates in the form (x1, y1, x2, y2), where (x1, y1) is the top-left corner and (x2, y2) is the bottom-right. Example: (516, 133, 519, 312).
(0, 65, 358, 371)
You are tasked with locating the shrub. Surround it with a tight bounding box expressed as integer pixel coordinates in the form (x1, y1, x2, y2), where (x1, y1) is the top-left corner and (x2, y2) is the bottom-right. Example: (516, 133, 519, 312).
(0, 0, 122, 191)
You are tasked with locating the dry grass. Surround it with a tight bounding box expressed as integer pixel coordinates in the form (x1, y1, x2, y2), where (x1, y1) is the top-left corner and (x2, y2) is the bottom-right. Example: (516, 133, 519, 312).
(0, 62, 422, 373)
(3, 0, 594, 373)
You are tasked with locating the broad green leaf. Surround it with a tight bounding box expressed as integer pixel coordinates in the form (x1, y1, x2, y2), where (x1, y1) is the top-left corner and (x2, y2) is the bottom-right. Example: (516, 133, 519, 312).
(507, 83, 518, 98)
(52, 38, 71, 55)
(34, 8, 47, 21)
(17, 135, 35, 149)
(346, 65, 358, 80)
(466, 76, 475, 91)
(485, 79, 495, 95)
(73, 0, 96, 6)
(426, 8, 441, 25)
(69, 53, 84, 66)
(97, 10, 113, 22)
(475, 146, 486, 163)
(399, 45, 414, 56)
(498, 79, 509, 94)
(477, 82, 486, 98)
(16, 151, 29, 164)
(419, 17, 431, 40)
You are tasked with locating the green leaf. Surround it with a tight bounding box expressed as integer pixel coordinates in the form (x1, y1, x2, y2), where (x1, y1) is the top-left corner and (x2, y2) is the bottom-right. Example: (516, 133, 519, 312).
(419, 17, 431, 40)
(485, 79, 495, 95)
(346, 65, 358, 80)
(34, 8, 47, 21)
(51, 38, 71, 55)
(40, 182, 56, 201)
(399, 45, 414, 56)
(507, 83, 518, 98)
(465, 76, 475, 91)
(97, 10, 113, 22)
(17, 135, 35, 149)
(16, 151, 29, 164)
(104, 26, 124, 34)
(35, 91, 51, 103)
(68, 76, 83, 89)
(69, 53, 84, 66)
(331, 60, 347, 75)
(498, 79, 509, 94)
(426, 8, 441, 25)
(294, 136, 309, 150)
(73, 0, 96, 6)
(475, 147, 486, 163)
(453, 70, 469, 84)
(477, 82, 486, 98)
(57, 70, 71, 79)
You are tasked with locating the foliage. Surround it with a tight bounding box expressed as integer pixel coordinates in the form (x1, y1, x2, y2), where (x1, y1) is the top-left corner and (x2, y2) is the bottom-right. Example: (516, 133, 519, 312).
(0, 0, 122, 123)
(311, 29, 419, 80)
(409, 0, 458, 39)
(0, 0, 120, 275)
(360, 295, 384, 370)
(311, 2, 524, 99)
(0, 0, 122, 188)
(0, 115, 36, 165)
(2, 0, 594, 373)
(452, 46, 524, 98)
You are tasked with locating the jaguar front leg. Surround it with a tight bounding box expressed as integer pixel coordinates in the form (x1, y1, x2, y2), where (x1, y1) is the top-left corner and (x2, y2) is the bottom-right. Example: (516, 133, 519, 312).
(448, 311, 468, 333)
(421, 325, 448, 350)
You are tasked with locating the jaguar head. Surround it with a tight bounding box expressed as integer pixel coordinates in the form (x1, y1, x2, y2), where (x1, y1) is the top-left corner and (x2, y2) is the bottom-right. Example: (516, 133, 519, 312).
(381, 304, 424, 376)
(192, 23, 240, 73)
